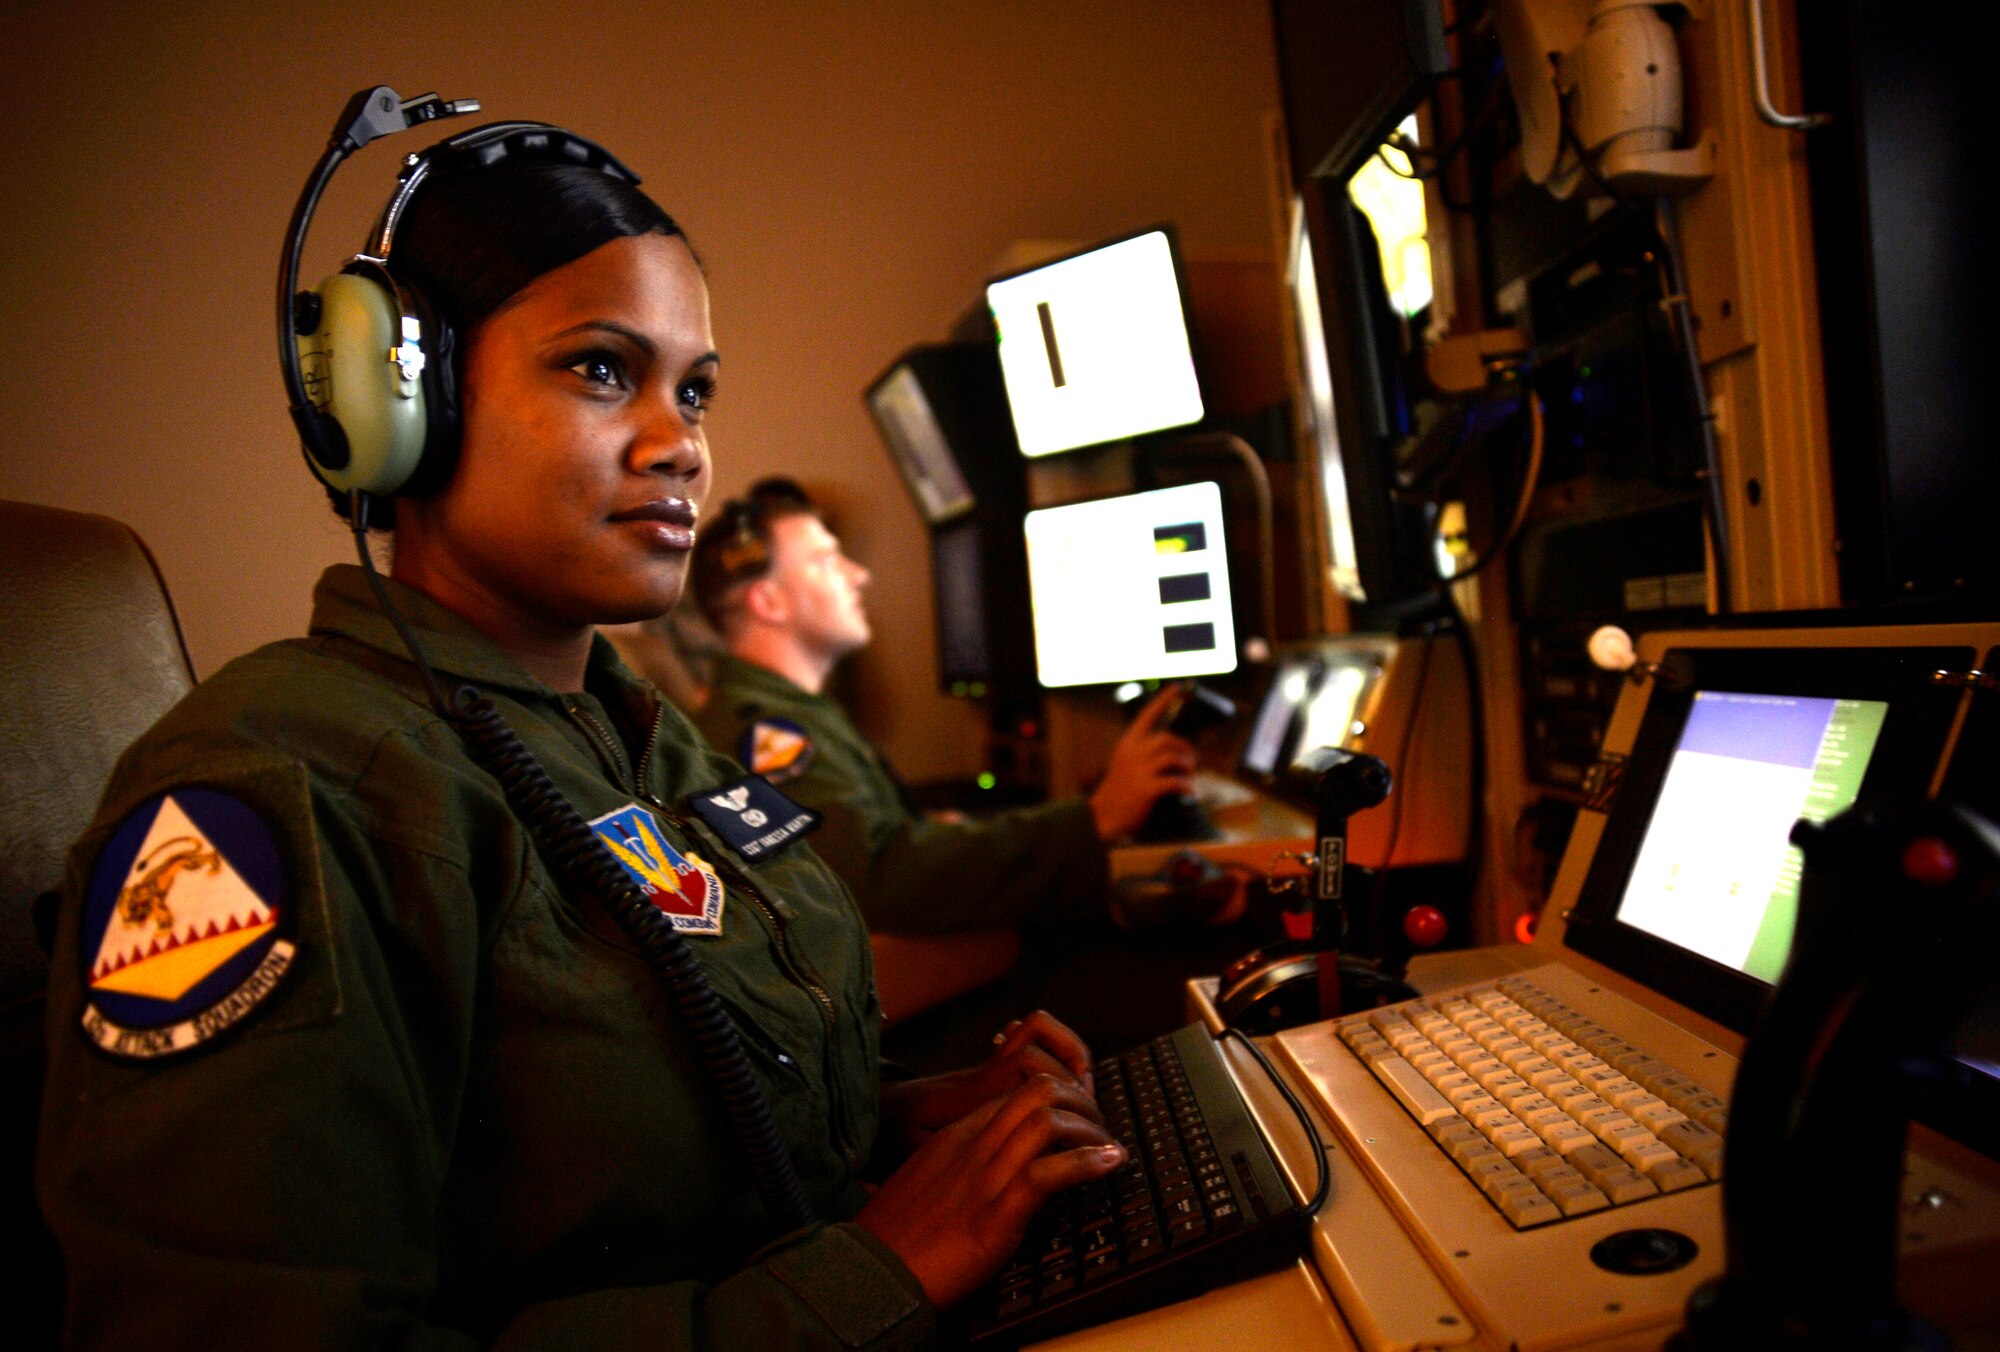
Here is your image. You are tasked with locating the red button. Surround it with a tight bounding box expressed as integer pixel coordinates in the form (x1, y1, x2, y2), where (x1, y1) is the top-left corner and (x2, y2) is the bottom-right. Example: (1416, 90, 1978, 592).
(1403, 904, 1449, 948)
(1902, 836, 1959, 887)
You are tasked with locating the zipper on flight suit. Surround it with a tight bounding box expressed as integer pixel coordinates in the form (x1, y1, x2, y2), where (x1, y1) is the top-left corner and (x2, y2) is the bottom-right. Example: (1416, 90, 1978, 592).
(563, 696, 861, 1167)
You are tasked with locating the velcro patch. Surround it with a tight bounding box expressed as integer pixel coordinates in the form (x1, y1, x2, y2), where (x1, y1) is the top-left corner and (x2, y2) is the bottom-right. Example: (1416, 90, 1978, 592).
(740, 718, 815, 785)
(688, 776, 819, 862)
(589, 803, 725, 936)
(80, 789, 296, 1060)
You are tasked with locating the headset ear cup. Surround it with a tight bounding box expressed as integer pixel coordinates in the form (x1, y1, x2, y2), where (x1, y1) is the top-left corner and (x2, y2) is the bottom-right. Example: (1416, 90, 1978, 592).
(297, 268, 431, 495)
(399, 286, 460, 497)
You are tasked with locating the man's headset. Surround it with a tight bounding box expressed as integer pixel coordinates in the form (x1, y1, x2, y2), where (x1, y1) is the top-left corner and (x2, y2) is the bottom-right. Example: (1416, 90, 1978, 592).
(277, 86, 642, 501)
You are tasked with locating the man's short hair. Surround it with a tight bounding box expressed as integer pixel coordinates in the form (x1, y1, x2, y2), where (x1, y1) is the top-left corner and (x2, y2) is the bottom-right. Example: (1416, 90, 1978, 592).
(689, 477, 820, 630)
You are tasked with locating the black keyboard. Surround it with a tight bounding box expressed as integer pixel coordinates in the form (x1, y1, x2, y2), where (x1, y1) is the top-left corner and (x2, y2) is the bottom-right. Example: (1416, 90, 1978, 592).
(966, 1023, 1301, 1346)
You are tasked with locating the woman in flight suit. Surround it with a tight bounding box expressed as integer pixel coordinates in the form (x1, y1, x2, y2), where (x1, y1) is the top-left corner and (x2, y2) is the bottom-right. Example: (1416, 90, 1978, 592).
(35, 114, 1123, 1349)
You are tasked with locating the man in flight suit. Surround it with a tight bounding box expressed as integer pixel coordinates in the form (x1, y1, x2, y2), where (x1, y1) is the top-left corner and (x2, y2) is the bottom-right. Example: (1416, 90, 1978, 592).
(687, 480, 1198, 938)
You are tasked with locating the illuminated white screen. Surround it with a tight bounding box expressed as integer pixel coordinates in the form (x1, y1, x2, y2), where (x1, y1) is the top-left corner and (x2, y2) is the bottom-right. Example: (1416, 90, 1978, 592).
(988, 231, 1205, 459)
(1617, 691, 1887, 984)
(1024, 482, 1237, 688)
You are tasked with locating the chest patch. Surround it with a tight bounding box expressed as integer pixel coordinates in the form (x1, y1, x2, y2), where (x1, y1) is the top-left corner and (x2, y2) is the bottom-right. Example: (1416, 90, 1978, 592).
(588, 804, 725, 936)
(80, 789, 296, 1060)
(687, 775, 820, 861)
(740, 718, 815, 785)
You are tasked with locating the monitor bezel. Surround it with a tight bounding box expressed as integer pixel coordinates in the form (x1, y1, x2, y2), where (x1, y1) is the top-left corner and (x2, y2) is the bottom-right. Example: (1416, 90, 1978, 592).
(1563, 643, 1975, 1034)
(983, 223, 1206, 461)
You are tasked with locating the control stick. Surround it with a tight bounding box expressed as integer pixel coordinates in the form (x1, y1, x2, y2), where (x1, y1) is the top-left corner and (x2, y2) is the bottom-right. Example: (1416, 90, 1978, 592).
(1671, 795, 2000, 1351)
(1217, 749, 1419, 1032)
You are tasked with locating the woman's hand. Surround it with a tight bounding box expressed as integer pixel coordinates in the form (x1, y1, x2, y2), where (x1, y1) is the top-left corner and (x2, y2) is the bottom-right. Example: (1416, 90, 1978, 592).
(878, 1011, 1098, 1153)
(856, 1073, 1127, 1310)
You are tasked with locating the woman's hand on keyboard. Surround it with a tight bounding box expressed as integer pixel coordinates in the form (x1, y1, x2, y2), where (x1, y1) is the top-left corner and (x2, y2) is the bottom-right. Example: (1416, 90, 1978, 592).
(857, 1073, 1127, 1309)
(880, 1011, 1099, 1153)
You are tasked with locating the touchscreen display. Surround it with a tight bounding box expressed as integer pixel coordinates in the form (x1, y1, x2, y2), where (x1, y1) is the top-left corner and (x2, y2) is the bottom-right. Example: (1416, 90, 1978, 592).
(1614, 690, 1888, 984)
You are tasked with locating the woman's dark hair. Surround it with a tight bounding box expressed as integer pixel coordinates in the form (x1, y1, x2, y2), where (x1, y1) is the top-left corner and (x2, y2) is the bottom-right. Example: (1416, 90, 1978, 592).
(393, 157, 684, 337)
(333, 154, 686, 525)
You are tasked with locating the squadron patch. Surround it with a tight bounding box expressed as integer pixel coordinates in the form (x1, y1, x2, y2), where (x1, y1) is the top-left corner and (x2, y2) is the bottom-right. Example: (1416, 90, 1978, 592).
(687, 775, 820, 862)
(740, 718, 815, 785)
(80, 789, 295, 1060)
(589, 803, 725, 936)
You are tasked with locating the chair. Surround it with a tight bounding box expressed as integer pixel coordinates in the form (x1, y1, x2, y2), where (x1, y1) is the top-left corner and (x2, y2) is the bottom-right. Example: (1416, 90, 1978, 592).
(1, 499, 196, 1347)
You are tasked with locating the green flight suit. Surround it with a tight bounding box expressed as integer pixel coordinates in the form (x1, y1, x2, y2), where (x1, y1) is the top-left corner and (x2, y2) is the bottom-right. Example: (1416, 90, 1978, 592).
(694, 655, 1107, 935)
(36, 566, 934, 1351)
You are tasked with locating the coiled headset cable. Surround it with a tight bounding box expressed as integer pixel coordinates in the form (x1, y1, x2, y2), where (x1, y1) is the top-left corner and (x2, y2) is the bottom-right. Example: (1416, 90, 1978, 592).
(348, 494, 817, 1233)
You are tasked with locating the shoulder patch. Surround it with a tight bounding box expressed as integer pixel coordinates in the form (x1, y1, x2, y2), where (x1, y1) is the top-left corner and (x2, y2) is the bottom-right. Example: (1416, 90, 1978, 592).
(80, 789, 297, 1060)
(739, 718, 815, 785)
(688, 775, 820, 862)
(589, 803, 725, 936)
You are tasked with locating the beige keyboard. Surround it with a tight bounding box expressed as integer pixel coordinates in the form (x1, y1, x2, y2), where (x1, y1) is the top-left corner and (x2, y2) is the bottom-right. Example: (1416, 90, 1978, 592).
(1333, 975, 1729, 1227)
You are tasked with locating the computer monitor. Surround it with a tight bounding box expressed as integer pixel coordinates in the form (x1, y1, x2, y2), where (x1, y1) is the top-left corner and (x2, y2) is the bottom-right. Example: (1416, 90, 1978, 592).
(1289, 174, 1436, 608)
(1023, 482, 1237, 688)
(1237, 643, 1393, 778)
(1564, 640, 1973, 1034)
(986, 227, 1205, 460)
(1615, 690, 1887, 984)
(867, 360, 974, 525)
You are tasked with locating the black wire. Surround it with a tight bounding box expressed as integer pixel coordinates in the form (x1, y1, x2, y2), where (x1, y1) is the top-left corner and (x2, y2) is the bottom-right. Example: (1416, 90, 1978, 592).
(1218, 1027, 1332, 1220)
(1432, 383, 1539, 586)
(345, 507, 817, 1233)
(1379, 626, 1437, 867)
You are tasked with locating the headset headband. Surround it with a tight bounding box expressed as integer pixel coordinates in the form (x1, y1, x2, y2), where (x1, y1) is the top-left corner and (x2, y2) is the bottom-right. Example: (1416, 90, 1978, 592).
(367, 121, 644, 261)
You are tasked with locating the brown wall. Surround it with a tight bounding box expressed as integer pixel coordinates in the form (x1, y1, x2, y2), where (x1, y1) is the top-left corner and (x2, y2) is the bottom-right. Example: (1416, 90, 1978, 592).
(0, 0, 1282, 780)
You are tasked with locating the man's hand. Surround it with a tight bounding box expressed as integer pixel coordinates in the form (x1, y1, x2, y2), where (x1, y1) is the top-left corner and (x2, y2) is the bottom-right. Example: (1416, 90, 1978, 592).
(1089, 685, 1198, 842)
(856, 1075, 1126, 1310)
(879, 1011, 1097, 1155)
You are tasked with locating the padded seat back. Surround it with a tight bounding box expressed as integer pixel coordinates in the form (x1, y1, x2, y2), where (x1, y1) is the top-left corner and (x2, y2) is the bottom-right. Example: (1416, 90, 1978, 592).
(0, 498, 194, 1347)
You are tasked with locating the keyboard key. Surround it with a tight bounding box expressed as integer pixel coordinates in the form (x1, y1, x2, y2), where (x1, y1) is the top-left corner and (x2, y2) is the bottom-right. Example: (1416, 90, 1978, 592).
(1660, 1120, 1725, 1177)
(1544, 1175, 1611, 1216)
(1630, 1098, 1687, 1131)
(1369, 1054, 1453, 1125)
(1167, 1215, 1209, 1246)
(1040, 1267, 1079, 1298)
(1499, 1188, 1563, 1227)
(996, 1287, 1036, 1318)
(1515, 1147, 1565, 1182)
(1644, 1156, 1708, 1192)
(1541, 1120, 1596, 1155)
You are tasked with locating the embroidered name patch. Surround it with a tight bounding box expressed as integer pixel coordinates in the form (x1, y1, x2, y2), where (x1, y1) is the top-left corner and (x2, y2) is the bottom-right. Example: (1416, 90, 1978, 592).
(80, 789, 296, 1060)
(688, 775, 820, 861)
(589, 803, 725, 936)
(740, 718, 815, 785)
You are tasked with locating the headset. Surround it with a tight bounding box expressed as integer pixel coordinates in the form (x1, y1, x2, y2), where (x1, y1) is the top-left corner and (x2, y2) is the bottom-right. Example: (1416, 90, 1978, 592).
(277, 86, 641, 500)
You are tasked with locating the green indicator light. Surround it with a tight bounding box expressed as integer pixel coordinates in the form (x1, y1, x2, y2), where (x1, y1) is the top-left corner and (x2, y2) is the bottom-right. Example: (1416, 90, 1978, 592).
(977, 772, 997, 791)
